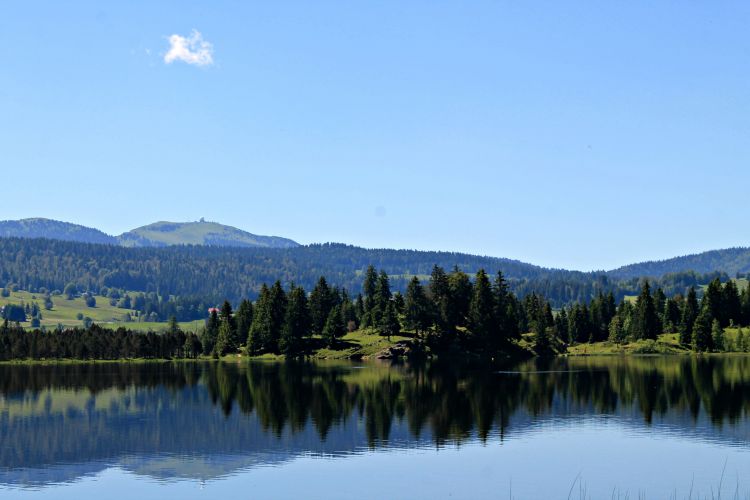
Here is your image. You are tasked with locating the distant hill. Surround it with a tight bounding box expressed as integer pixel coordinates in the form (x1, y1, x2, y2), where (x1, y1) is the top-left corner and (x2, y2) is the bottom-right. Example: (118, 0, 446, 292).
(118, 220, 299, 249)
(0, 218, 299, 249)
(607, 247, 750, 280)
(0, 218, 117, 245)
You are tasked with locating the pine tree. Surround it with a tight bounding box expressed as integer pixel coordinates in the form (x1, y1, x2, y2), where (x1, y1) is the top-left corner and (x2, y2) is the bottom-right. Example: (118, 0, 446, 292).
(362, 265, 378, 327)
(723, 280, 742, 327)
(202, 309, 220, 355)
(309, 276, 333, 335)
(235, 299, 254, 346)
(322, 304, 345, 347)
(467, 270, 496, 349)
(372, 271, 392, 326)
(404, 276, 432, 338)
(692, 307, 713, 352)
(702, 278, 724, 326)
(448, 267, 472, 328)
(632, 281, 661, 340)
(280, 285, 311, 355)
(429, 265, 452, 339)
(214, 317, 238, 356)
(247, 284, 270, 354)
(679, 287, 699, 346)
(378, 301, 400, 340)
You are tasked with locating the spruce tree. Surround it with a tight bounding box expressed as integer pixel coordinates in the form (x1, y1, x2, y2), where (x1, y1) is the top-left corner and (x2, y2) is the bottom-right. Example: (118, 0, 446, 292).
(702, 278, 724, 326)
(322, 304, 345, 347)
(280, 285, 311, 355)
(448, 267, 472, 328)
(202, 309, 220, 355)
(429, 265, 452, 339)
(679, 287, 699, 346)
(723, 280, 742, 327)
(362, 265, 378, 327)
(404, 276, 432, 337)
(378, 301, 401, 340)
(633, 281, 660, 340)
(235, 299, 253, 346)
(692, 307, 713, 352)
(467, 269, 496, 349)
(309, 276, 333, 335)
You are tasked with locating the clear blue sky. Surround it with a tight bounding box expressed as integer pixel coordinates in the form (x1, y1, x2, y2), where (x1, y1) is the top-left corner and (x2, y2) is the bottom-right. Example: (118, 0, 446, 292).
(2, 1, 749, 271)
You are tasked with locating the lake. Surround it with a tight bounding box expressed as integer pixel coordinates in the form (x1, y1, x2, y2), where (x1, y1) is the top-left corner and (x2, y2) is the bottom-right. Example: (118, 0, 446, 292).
(2, 356, 750, 499)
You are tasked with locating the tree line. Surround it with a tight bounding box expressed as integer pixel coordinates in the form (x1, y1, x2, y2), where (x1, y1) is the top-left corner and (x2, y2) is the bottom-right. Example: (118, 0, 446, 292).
(0, 237, 731, 317)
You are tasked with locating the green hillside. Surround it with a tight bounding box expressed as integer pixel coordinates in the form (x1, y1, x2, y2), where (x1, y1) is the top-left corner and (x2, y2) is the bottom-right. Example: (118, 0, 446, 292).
(118, 220, 299, 248)
(0, 290, 203, 332)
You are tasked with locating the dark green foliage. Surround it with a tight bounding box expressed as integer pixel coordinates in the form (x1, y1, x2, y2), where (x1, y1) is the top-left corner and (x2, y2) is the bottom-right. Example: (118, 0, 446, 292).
(1, 304, 26, 322)
(632, 282, 661, 340)
(63, 283, 76, 300)
(468, 270, 496, 347)
(309, 277, 333, 335)
(84, 294, 96, 308)
(201, 309, 220, 355)
(692, 307, 713, 352)
(321, 305, 345, 347)
(280, 286, 311, 354)
(404, 276, 432, 337)
(722, 280, 742, 326)
(0, 323, 194, 360)
(378, 302, 400, 340)
(235, 299, 253, 346)
(680, 287, 699, 346)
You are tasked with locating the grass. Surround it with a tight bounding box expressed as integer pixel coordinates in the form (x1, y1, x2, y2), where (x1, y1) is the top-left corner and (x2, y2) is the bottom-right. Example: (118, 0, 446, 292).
(566, 333, 688, 355)
(0, 289, 202, 332)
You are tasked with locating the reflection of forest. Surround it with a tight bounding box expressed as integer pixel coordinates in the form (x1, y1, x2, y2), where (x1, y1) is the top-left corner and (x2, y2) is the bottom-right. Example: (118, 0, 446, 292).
(2, 357, 750, 485)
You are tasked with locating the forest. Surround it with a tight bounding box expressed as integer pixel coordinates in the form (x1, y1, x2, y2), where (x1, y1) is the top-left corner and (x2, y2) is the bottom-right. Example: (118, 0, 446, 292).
(0, 237, 736, 323)
(1, 262, 749, 360)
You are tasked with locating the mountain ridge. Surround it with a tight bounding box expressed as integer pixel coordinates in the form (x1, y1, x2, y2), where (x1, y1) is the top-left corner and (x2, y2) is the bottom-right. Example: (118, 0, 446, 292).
(0, 218, 299, 250)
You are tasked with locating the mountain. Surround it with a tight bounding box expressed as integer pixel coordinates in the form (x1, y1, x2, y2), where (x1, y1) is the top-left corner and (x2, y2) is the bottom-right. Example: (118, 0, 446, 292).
(0, 218, 117, 245)
(118, 220, 299, 249)
(0, 218, 299, 249)
(607, 247, 750, 280)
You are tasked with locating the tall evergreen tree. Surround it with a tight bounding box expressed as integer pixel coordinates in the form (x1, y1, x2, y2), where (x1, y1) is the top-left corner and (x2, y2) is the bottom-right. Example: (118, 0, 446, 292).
(679, 287, 699, 346)
(467, 270, 496, 349)
(378, 301, 400, 340)
(711, 319, 725, 352)
(632, 281, 661, 340)
(404, 276, 432, 338)
(429, 265, 452, 339)
(309, 276, 333, 335)
(723, 280, 742, 327)
(202, 309, 220, 355)
(448, 267, 472, 328)
(692, 306, 713, 352)
(235, 299, 254, 346)
(280, 285, 311, 355)
(362, 265, 378, 327)
(322, 304, 345, 347)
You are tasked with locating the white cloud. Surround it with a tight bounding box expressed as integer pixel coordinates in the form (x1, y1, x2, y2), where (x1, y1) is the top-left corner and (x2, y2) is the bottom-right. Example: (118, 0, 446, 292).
(164, 30, 213, 66)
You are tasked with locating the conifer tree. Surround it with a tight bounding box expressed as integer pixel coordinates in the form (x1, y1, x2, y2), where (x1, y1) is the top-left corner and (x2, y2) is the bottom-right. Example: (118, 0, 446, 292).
(322, 304, 345, 347)
(378, 301, 400, 340)
(702, 278, 724, 326)
(362, 265, 378, 327)
(280, 285, 310, 355)
(310, 276, 333, 335)
(202, 309, 220, 355)
(679, 287, 699, 346)
(404, 276, 432, 338)
(723, 280, 741, 327)
(235, 299, 253, 346)
(468, 270, 496, 348)
(632, 281, 660, 340)
(429, 265, 452, 339)
(448, 267, 472, 328)
(692, 307, 713, 352)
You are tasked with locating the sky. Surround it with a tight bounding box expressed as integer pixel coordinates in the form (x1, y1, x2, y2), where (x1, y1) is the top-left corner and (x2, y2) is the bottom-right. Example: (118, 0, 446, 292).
(1, 1, 749, 271)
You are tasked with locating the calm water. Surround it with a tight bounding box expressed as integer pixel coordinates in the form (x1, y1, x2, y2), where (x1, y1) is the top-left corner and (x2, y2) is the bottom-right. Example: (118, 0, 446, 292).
(2, 357, 750, 499)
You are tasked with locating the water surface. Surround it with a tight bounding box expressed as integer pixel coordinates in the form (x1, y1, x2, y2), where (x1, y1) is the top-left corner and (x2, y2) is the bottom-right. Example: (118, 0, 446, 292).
(2, 356, 750, 499)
